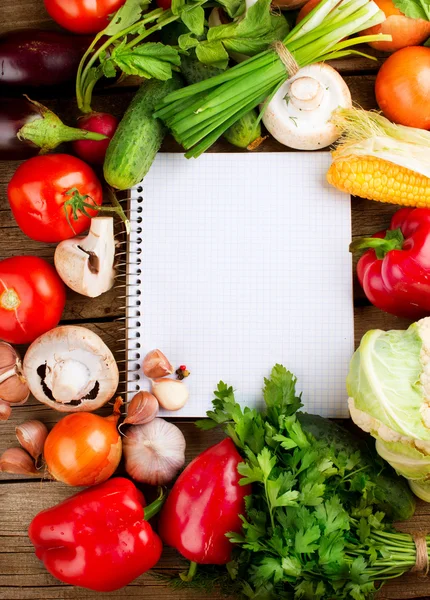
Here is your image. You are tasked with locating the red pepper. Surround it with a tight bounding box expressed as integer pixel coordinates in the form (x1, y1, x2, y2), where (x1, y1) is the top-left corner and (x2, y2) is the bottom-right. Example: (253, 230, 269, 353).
(351, 207, 430, 319)
(158, 438, 250, 578)
(28, 477, 163, 592)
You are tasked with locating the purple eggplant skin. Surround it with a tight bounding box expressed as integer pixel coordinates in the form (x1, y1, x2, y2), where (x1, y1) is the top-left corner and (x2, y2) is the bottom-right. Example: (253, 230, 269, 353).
(0, 29, 91, 89)
(0, 98, 42, 160)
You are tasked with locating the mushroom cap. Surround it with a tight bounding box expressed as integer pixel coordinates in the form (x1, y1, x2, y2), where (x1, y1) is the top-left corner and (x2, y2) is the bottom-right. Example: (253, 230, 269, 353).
(262, 63, 352, 150)
(23, 325, 119, 412)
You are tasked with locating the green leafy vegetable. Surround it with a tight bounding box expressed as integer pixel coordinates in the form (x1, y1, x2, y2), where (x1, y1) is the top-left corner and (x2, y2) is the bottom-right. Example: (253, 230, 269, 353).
(110, 41, 181, 80)
(183, 0, 289, 68)
(393, 0, 430, 21)
(193, 364, 425, 600)
(104, 0, 150, 35)
(347, 318, 430, 501)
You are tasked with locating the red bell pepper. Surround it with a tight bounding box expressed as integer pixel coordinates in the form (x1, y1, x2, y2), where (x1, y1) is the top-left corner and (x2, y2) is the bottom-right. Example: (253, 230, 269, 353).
(28, 477, 163, 592)
(158, 438, 250, 579)
(350, 207, 430, 319)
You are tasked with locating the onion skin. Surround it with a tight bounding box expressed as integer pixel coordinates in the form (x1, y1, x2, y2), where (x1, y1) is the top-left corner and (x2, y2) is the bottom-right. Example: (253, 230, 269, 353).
(361, 0, 430, 52)
(375, 46, 430, 130)
(44, 398, 122, 487)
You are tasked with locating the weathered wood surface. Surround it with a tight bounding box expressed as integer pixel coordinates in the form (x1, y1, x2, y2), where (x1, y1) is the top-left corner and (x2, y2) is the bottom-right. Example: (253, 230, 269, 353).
(1, 1, 428, 598)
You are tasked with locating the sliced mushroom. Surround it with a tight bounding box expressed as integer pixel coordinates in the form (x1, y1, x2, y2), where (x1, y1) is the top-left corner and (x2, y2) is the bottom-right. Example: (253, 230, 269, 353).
(54, 217, 116, 298)
(262, 63, 352, 150)
(23, 326, 119, 412)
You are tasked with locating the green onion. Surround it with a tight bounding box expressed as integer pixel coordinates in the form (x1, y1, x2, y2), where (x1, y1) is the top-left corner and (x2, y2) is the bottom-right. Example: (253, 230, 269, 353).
(154, 0, 391, 158)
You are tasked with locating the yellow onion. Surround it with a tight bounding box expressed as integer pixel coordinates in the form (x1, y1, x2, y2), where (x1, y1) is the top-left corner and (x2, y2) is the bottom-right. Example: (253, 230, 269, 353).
(44, 397, 123, 486)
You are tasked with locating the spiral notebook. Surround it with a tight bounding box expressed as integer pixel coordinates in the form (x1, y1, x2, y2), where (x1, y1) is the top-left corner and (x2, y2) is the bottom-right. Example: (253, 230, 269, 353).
(125, 152, 353, 417)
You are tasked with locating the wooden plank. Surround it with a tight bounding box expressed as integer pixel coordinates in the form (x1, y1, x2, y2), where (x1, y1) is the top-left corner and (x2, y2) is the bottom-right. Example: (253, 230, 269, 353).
(0, 479, 429, 599)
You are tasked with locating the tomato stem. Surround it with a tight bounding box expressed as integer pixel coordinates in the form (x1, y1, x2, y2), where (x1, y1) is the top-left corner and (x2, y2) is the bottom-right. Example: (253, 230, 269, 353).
(0, 288, 21, 311)
(63, 188, 130, 235)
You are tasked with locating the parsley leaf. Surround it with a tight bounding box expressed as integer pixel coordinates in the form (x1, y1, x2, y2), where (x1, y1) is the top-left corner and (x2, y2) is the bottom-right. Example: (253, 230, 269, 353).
(104, 0, 150, 35)
(295, 525, 321, 554)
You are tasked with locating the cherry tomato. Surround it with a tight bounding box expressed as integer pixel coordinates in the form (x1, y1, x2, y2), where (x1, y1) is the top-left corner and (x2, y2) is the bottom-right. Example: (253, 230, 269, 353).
(375, 47, 430, 130)
(73, 112, 119, 165)
(362, 0, 430, 52)
(0, 256, 66, 345)
(8, 154, 103, 243)
(44, 0, 127, 34)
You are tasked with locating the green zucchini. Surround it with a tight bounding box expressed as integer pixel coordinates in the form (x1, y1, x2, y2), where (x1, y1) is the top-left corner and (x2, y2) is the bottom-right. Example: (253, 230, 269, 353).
(104, 75, 183, 190)
(180, 55, 262, 150)
(297, 413, 416, 521)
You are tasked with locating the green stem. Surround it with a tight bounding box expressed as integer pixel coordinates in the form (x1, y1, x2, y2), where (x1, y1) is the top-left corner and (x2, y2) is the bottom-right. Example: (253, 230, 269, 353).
(349, 229, 404, 259)
(143, 488, 166, 520)
(180, 561, 198, 582)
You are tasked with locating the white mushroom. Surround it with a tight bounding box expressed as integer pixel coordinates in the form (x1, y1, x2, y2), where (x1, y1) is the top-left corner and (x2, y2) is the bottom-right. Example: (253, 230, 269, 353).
(262, 63, 352, 150)
(23, 326, 119, 412)
(54, 217, 116, 298)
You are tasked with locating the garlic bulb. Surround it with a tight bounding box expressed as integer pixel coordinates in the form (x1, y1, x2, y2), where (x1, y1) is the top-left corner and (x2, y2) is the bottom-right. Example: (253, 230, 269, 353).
(0, 341, 29, 405)
(0, 447, 38, 476)
(0, 399, 11, 421)
(151, 378, 189, 411)
(142, 349, 174, 379)
(16, 420, 49, 460)
(123, 418, 186, 485)
(122, 392, 159, 428)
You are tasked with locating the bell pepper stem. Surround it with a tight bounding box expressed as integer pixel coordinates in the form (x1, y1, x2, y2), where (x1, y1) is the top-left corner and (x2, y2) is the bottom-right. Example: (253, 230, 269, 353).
(180, 561, 198, 582)
(143, 488, 166, 521)
(349, 228, 404, 260)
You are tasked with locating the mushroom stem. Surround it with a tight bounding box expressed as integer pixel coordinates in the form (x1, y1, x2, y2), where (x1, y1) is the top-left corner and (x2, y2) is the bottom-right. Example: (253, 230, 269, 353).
(54, 217, 116, 298)
(289, 77, 324, 111)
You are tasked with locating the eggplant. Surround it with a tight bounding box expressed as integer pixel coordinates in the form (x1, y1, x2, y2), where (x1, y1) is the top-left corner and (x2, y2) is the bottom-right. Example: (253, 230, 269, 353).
(0, 98, 107, 161)
(0, 29, 91, 89)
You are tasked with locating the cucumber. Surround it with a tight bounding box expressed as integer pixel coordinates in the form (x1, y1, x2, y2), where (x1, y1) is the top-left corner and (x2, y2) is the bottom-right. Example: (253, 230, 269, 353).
(180, 55, 262, 150)
(104, 75, 183, 190)
(297, 413, 416, 521)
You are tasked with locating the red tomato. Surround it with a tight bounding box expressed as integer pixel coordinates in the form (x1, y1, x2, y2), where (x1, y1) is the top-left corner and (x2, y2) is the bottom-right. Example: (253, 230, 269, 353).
(156, 0, 172, 9)
(8, 154, 103, 243)
(362, 0, 430, 52)
(0, 256, 66, 345)
(44, 0, 127, 34)
(375, 47, 430, 130)
(73, 112, 119, 165)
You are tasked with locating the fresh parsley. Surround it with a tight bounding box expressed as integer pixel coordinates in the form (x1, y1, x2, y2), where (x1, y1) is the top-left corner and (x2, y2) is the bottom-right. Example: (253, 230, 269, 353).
(194, 365, 425, 599)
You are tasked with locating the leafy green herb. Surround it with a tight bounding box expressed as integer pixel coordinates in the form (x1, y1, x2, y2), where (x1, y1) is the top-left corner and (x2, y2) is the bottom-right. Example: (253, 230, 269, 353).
(393, 0, 430, 20)
(194, 365, 430, 599)
(109, 41, 181, 80)
(104, 0, 150, 35)
(184, 0, 289, 69)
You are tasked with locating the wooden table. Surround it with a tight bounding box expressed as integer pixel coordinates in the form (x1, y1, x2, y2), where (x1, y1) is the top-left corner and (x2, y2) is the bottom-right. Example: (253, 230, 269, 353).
(1, 2, 430, 599)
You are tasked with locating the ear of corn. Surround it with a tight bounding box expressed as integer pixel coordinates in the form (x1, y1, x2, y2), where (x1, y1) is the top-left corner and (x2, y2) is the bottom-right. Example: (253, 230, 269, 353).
(327, 154, 430, 207)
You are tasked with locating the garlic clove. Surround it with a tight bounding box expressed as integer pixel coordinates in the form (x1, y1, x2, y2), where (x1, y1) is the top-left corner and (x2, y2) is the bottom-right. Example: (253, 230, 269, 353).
(0, 399, 11, 421)
(123, 391, 159, 426)
(142, 349, 174, 379)
(0, 341, 30, 405)
(16, 420, 49, 460)
(151, 378, 189, 411)
(0, 447, 38, 476)
(123, 418, 186, 485)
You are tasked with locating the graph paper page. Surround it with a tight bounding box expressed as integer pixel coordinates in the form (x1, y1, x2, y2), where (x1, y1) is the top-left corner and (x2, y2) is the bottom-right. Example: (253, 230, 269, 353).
(128, 152, 353, 417)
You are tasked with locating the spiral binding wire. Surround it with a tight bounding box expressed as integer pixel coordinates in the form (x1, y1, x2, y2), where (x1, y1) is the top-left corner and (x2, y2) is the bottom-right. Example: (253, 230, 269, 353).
(113, 187, 144, 401)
